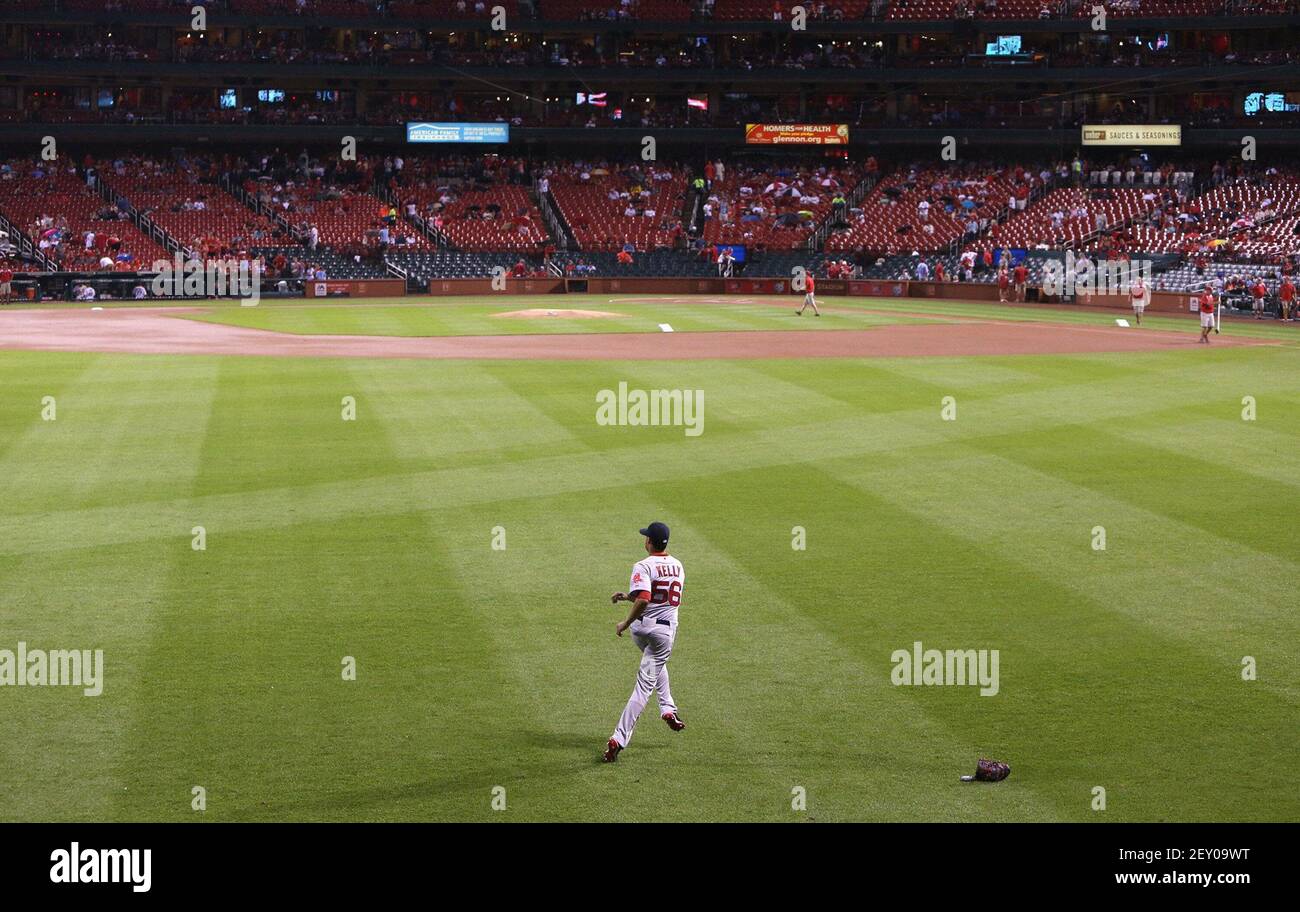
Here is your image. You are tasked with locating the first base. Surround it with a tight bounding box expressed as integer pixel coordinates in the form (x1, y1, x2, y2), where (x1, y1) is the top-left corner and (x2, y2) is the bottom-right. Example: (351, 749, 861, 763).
(1115, 319, 1130, 327)
(658, 323, 674, 332)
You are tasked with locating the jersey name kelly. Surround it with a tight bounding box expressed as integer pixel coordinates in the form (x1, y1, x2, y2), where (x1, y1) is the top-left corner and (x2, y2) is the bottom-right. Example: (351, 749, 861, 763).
(630, 556, 685, 622)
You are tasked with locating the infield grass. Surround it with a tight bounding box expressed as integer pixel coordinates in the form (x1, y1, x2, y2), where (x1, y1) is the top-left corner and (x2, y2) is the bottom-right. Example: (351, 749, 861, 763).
(164, 293, 1300, 343)
(172, 295, 946, 336)
(0, 322, 1296, 822)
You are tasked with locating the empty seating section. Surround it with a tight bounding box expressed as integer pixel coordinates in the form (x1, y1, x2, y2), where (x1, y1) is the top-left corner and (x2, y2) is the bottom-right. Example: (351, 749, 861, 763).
(1006, 172, 1300, 259)
(1, 155, 1298, 277)
(252, 246, 390, 279)
(399, 161, 547, 252)
(552, 249, 835, 277)
(0, 161, 168, 270)
(826, 167, 1014, 255)
(549, 163, 858, 253)
(548, 168, 688, 252)
(388, 251, 542, 279)
(1249, 216, 1300, 258)
(1183, 174, 1300, 258)
(886, 0, 968, 18)
(991, 187, 1153, 249)
(702, 165, 860, 250)
(106, 166, 291, 256)
(261, 177, 431, 250)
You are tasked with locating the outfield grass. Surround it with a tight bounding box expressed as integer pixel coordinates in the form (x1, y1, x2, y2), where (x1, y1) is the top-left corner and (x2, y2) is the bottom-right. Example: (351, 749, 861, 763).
(0, 332, 1296, 821)
(842, 295, 1300, 341)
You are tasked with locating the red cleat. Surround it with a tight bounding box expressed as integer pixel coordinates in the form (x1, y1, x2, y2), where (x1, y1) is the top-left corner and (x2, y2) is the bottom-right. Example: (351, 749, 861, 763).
(662, 712, 685, 732)
(601, 738, 623, 763)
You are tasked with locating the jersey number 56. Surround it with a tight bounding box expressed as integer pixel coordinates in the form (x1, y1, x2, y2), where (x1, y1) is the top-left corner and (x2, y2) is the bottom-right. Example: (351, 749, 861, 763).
(650, 580, 682, 607)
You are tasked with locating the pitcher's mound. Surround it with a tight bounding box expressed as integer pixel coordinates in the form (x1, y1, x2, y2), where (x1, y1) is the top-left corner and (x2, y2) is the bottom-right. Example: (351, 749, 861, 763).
(493, 308, 623, 319)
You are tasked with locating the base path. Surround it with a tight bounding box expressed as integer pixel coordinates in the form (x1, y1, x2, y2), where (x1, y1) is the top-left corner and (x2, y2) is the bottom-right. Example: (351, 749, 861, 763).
(0, 306, 1272, 360)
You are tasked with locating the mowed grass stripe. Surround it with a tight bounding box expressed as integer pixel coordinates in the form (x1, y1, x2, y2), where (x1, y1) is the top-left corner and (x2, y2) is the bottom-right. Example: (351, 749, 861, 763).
(0, 352, 96, 485)
(820, 456, 1295, 821)
(342, 358, 584, 821)
(0, 356, 218, 821)
(964, 423, 1300, 565)
(665, 464, 1084, 821)
(1107, 415, 1300, 492)
(0, 541, 209, 822)
(108, 358, 523, 821)
(834, 445, 1299, 679)
(0, 356, 224, 515)
(2, 349, 1293, 558)
(109, 513, 515, 821)
(672, 483, 1074, 822)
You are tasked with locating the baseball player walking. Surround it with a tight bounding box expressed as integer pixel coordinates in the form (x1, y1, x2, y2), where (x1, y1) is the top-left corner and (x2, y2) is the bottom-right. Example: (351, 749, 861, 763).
(602, 522, 685, 762)
(795, 273, 820, 316)
(1130, 275, 1147, 325)
(1198, 287, 1217, 344)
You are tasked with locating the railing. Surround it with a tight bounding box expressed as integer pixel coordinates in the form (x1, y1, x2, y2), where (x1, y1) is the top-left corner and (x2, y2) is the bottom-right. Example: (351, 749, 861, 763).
(683, 188, 704, 238)
(534, 181, 573, 251)
(231, 171, 304, 242)
(968, 171, 1060, 254)
(91, 170, 182, 257)
(377, 181, 450, 249)
(0, 211, 56, 270)
(221, 172, 302, 242)
(808, 173, 877, 252)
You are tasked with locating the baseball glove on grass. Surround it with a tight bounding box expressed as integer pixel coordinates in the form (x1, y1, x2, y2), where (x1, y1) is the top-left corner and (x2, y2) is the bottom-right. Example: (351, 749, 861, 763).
(961, 758, 1011, 782)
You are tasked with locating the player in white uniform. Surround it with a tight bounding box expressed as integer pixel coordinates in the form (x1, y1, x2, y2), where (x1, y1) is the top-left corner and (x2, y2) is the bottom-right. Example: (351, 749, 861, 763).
(603, 521, 685, 762)
(1130, 276, 1147, 324)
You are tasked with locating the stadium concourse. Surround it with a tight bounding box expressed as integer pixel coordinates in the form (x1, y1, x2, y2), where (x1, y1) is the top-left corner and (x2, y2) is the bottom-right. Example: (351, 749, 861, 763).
(1, 151, 1299, 309)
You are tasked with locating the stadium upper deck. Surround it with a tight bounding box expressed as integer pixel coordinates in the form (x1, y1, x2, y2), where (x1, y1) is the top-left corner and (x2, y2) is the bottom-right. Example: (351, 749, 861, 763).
(11, 0, 1297, 21)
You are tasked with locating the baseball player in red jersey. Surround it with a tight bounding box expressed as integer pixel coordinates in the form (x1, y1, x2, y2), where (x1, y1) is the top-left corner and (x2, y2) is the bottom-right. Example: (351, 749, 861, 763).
(1012, 262, 1028, 302)
(1198, 288, 1216, 344)
(0, 266, 13, 305)
(1129, 275, 1147, 325)
(796, 273, 820, 316)
(1250, 279, 1268, 319)
(603, 522, 685, 762)
(1279, 276, 1295, 322)
(997, 266, 1010, 303)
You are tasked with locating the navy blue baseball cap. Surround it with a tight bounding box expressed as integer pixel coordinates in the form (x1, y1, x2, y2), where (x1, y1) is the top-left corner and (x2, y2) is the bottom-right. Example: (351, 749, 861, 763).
(639, 522, 670, 545)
